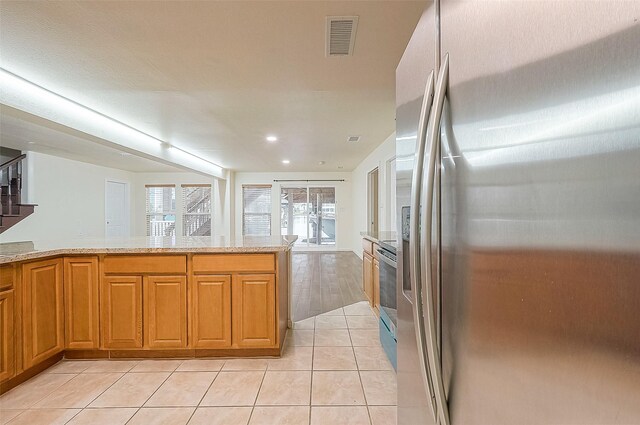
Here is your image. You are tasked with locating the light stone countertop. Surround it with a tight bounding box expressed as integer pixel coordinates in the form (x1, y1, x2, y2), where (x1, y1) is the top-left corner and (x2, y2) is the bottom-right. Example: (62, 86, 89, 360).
(0, 235, 298, 264)
(360, 231, 397, 244)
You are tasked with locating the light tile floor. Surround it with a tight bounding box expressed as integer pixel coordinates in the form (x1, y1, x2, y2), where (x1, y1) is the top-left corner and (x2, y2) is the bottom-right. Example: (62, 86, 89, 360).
(0, 301, 396, 425)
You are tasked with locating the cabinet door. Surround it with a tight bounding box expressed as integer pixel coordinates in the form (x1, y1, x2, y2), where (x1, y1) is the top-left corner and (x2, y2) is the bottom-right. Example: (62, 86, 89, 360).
(192, 275, 231, 348)
(363, 252, 374, 303)
(0, 290, 14, 382)
(144, 276, 187, 349)
(232, 274, 276, 348)
(22, 259, 64, 368)
(373, 258, 380, 312)
(64, 257, 99, 349)
(102, 276, 142, 348)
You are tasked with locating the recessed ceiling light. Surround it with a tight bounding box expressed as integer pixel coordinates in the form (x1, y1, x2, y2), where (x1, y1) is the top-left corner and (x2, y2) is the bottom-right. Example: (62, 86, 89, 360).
(282, 159, 290, 164)
(266, 135, 278, 142)
(318, 161, 326, 165)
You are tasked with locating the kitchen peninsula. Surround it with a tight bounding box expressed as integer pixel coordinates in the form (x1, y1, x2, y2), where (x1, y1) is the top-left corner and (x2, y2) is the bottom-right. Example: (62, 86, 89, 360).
(0, 235, 296, 394)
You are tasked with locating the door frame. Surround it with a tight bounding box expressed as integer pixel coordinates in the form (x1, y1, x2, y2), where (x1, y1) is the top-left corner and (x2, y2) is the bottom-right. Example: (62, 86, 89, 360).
(367, 167, 379, 234)
(104, 179, 131, 237)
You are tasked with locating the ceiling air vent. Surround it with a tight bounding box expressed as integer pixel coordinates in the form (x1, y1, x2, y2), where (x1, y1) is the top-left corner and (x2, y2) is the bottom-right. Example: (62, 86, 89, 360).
(347, 135, 361, 143)
(326, 16, 359, 57)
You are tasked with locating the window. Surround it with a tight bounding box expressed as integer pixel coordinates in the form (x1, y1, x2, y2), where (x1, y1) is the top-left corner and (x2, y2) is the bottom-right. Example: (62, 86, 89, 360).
(281, 186, 336, 246)
(182, 184, 212, 236)
(146, 185, 176, 236)
(243, 185, 272, 235)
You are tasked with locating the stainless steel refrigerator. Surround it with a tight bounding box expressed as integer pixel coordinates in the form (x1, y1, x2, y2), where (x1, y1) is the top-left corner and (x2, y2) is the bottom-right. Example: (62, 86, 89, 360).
(396, 1, 640, 424)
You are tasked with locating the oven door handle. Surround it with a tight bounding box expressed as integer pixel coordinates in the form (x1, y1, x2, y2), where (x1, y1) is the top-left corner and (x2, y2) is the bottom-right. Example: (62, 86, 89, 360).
(376, 249, 397, 268)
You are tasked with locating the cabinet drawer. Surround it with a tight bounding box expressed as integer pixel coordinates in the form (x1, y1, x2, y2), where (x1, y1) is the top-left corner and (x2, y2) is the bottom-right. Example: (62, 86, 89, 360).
(0, 265, 14, 291)
(362, 238, 374, 255)
(104, 255, 186, 274)
(193, 254, 275, 273)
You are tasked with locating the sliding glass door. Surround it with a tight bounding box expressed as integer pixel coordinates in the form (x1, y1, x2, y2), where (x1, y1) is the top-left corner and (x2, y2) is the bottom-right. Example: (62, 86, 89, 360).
(281, 186, 336, 247)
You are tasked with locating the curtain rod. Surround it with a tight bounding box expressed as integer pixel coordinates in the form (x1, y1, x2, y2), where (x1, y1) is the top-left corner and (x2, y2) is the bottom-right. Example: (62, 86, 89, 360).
(273, 179, 345, 182)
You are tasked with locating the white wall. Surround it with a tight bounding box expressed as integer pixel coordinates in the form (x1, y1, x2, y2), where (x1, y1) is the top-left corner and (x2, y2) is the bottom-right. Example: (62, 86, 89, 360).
(234, 172, 352, 251)
(2, 136, 395, 252)
(0, 151, 135, 242)
(132, 172, 215, 237)
(350, 132, 396, 257)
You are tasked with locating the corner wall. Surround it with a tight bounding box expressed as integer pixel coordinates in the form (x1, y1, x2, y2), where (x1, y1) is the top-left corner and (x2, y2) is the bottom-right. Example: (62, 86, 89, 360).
(350, 132, 396, 257)
(0, 151, 135, 242)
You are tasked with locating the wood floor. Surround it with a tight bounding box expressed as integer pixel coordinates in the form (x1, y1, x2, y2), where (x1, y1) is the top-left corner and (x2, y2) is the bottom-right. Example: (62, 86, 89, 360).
(291, 251, 366, 322)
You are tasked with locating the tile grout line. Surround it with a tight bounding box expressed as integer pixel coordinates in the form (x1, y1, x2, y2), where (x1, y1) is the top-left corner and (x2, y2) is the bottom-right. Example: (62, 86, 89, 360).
(122, 362, 184, 425)
(59, 364, 135, 424)
(308, 317, 316, 424)
(185, 361, 226, 424)
(246, 368, 268, 425)
(5, 305, 382, 423)
(1, 368, 80, 410)
(355, 308, 376, 425)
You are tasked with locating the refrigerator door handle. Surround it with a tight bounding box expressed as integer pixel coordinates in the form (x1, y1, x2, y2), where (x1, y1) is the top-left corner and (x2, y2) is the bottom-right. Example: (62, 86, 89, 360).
(420, 53, 451, 425)
(408, 69, 438, 421)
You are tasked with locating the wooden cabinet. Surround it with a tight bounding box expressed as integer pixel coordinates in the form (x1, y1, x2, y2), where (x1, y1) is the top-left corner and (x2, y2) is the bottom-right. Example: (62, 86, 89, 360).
(373, 258, 380, 312)
(232, 274, 276, 348)
(102, 255, 188, 350)
(101, 276, 142, 349)
(144, 276, 187, 349)
(64, 257, 99, 349)
(0, 289, 15, 382)
(363, 252, 374, 303)
(22, 259, 64, 369)
(192, 275, 231, 348)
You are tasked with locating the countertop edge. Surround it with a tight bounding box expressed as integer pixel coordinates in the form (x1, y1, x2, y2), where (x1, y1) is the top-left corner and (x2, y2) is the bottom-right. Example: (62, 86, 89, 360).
(0, 245, 295, 264)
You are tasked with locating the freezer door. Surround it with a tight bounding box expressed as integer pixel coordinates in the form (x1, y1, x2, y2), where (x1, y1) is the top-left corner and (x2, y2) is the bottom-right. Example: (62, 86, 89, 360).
(395, 2, 439, 424)
(440, 1, 640, 423)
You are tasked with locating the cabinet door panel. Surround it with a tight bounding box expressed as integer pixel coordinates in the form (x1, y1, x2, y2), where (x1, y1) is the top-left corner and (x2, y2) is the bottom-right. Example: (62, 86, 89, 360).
(0, 290, 14, 382)
(373, 258, 380, 312)
(144, 276, 187, 349)
(64, 257, 99, 349)
(193, 275, 231, 348)
(232, 274, 276, 348)
(22, 259, 64, 368)
(363, 252, 374, 303)
(102, 276, 142, 348)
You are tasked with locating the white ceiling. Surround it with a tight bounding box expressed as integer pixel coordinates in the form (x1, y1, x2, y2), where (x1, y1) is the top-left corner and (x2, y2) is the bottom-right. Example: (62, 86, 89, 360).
(0, 1, 425, 172)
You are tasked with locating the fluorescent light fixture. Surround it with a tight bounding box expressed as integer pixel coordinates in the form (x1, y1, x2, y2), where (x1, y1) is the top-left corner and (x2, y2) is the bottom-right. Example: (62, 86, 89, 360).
(0, 68, 163, 147)
(282, 159, 290, 164)
(0, 68, 226, 177)
(168, 146, 224, 174)
(266, 135, 278, 142)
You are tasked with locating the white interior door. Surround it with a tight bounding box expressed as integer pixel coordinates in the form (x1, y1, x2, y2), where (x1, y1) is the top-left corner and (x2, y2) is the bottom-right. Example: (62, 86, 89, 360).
(105, 180, 129, 237)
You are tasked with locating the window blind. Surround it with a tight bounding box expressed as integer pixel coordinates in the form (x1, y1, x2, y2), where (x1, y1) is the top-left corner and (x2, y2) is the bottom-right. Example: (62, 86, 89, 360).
(145, 185, 176, 237)
(243, 185, 272, 236)
(182, 184, 212, 236)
